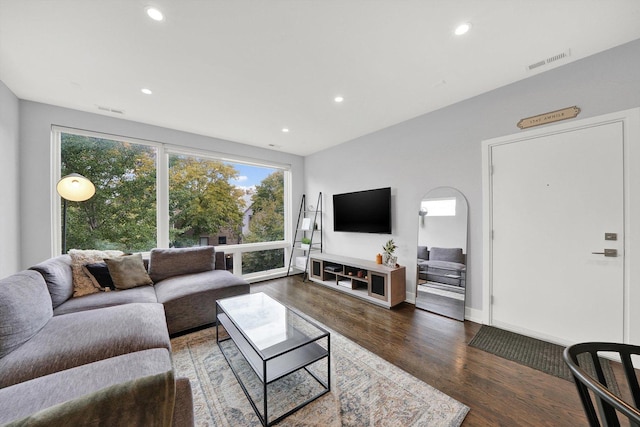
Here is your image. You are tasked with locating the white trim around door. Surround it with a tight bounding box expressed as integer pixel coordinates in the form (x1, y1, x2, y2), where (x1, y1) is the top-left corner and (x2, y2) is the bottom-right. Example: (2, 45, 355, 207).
(482, 107, 640, 345)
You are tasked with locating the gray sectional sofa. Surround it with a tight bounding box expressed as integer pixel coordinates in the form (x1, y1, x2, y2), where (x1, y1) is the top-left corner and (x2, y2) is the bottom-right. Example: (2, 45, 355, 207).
(0, 246, 250, 426)
(417, 246, 467, 287)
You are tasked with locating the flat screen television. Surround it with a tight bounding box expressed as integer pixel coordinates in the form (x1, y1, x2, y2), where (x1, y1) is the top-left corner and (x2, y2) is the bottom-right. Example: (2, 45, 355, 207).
(333, 187, 391, 233)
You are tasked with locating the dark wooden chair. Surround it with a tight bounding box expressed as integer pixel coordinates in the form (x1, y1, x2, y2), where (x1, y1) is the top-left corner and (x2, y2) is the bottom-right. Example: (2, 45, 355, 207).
(563, 342, 640, 426)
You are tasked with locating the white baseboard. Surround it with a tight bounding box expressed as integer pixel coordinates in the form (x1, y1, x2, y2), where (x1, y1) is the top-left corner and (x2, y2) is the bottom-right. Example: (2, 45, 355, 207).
(464, 307, 483, 324)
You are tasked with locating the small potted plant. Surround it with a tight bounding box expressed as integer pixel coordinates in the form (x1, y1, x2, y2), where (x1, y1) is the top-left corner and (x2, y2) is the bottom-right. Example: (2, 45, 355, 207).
(382, 239, 397, 266)
(301, 237, 312, 250)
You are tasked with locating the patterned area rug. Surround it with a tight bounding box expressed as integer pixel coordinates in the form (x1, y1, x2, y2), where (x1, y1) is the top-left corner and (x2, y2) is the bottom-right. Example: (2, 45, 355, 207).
(172, 324, 469, 426)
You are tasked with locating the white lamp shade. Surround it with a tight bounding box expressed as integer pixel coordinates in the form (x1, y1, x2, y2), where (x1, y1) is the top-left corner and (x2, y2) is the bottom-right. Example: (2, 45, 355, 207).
(57, 173, 95, 202)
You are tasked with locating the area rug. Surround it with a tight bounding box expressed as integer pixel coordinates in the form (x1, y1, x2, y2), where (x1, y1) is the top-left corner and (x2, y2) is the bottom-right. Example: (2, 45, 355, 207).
(468, 325, 619, 394)
(172, 324, 469, 426)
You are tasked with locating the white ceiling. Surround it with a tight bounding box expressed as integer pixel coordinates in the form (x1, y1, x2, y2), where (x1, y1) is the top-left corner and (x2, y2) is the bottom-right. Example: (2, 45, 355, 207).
(1, 1, 640, 156)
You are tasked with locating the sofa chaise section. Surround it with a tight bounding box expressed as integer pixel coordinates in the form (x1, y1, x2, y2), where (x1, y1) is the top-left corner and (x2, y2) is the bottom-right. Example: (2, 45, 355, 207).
(148, 246, 250, 335)
(155, 269, 250, 334)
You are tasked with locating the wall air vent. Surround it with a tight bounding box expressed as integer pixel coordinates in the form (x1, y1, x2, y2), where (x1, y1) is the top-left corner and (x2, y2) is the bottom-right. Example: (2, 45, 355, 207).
(527, 49, 572, 71)
(527, 60, 546, 71)
(97, 106, 124, 114)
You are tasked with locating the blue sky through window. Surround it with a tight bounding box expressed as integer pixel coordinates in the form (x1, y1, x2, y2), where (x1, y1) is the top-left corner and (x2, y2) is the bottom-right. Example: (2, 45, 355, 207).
(227, 162, 275, 191)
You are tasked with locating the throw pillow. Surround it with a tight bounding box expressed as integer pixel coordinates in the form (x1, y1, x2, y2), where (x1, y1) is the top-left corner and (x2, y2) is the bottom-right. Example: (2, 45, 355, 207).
(82, 262, 115, 290)
(68, 249, 124, 297)
(104, 253, 153, 290)
(148, 246, 215, 282)
(417, 246, 429, 260)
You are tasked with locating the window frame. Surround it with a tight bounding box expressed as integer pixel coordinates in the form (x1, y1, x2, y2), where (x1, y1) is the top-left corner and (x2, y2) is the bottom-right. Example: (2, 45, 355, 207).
(52, 126, 293, 282)
(420, 197, 457, 217)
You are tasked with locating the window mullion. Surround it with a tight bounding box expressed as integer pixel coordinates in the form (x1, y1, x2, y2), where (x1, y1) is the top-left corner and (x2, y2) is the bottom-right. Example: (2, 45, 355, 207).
(157, 146, 170, 248)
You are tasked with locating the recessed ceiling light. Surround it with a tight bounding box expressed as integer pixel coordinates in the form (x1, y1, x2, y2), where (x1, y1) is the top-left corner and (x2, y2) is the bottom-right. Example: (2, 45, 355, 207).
(141, 88, 153, 95)
(334, 96, 344, 103)
(146, 7, 164, 21)
(282, 128, 289, 133)
(454, 22, 471, 36)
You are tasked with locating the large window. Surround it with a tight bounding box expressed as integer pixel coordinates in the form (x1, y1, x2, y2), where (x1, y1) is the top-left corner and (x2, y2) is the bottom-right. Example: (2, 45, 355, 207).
(57, 128, 289, 279)
(60, 132, 158, 251)
(168, 154, 246, 248)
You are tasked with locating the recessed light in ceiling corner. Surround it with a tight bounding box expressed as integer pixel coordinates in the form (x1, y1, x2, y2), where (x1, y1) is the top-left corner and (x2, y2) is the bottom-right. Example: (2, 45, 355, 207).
(281, 128, 290, 133)
(454, 22, 471, 36)
(334, 95, 344, 103)
(146, 7, 164, 22)
(141, 88, 153, 95)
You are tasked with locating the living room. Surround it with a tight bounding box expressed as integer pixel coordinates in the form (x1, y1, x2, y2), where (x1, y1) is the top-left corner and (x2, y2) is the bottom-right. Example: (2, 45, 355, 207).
(2, 1, 640, 425)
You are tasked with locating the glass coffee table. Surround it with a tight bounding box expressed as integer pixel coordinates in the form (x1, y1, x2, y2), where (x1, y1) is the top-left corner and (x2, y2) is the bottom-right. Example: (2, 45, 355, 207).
(216, 293, 330, 426)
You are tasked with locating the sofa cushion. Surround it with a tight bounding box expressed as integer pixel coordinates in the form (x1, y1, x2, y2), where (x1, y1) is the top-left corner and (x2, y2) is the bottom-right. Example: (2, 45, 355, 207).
(0, 270, 53, 358)
(429, 247, 465, 264)
(69, 249, 125, 297)
(29, 255, 74, 308)
(53, 286, 158, 316)
(0, 303, 170, 388)
(0, 348, 174, 426)
(149, 246, 215, 282)
(155, 269, 249, 334)
(105, 253, 153, 290)
(82, 262, 115, 290)
(422, 260, 467, 271)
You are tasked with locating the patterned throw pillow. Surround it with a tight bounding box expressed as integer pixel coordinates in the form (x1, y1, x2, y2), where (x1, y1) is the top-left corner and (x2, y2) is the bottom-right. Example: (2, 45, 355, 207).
(68, 249, 124, 297)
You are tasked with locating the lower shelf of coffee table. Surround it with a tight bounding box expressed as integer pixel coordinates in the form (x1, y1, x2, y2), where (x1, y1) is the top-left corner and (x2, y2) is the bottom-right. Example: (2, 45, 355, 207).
(217, 313, 327, 383)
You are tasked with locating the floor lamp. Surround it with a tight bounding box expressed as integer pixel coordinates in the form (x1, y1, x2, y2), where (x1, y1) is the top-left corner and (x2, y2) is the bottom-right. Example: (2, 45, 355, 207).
(56, 173, 96, 254)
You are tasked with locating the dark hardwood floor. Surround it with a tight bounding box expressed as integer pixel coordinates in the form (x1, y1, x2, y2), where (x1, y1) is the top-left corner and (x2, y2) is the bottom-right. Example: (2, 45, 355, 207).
(251, 275, 587, 426)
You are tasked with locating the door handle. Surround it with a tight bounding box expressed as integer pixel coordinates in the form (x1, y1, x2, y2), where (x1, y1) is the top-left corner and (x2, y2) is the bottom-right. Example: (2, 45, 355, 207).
(591, 249, 618, 257)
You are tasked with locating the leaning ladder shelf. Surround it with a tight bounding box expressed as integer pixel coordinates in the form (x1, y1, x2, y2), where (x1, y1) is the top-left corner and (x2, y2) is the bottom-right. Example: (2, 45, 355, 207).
(287, 193, 322, 281)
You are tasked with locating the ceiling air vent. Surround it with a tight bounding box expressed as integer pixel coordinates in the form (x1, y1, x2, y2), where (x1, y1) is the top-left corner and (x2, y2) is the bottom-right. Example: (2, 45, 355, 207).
(97, 105, 124, 114)
(527, 49, 572, 71)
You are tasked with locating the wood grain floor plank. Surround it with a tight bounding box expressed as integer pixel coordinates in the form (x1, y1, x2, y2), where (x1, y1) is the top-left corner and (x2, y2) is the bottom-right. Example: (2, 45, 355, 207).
(251, 275, 587, 426)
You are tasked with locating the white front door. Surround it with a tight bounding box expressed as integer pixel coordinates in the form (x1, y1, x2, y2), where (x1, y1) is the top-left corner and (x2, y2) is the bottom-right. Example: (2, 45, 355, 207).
(487, 121, 624, 344)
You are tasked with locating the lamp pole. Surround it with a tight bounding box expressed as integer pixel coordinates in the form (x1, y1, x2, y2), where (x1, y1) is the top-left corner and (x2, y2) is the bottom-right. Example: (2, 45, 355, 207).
(62, 198, 68, 254)
(57, 173, 96, 254)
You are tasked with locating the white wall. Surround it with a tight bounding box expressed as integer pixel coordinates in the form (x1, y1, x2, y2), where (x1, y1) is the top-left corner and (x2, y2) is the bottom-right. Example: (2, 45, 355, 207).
(18, 102, 305, 269)
(305, 38, 640, 315)
(418, 216, 466, 249)
(0, 81, 20, 277)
